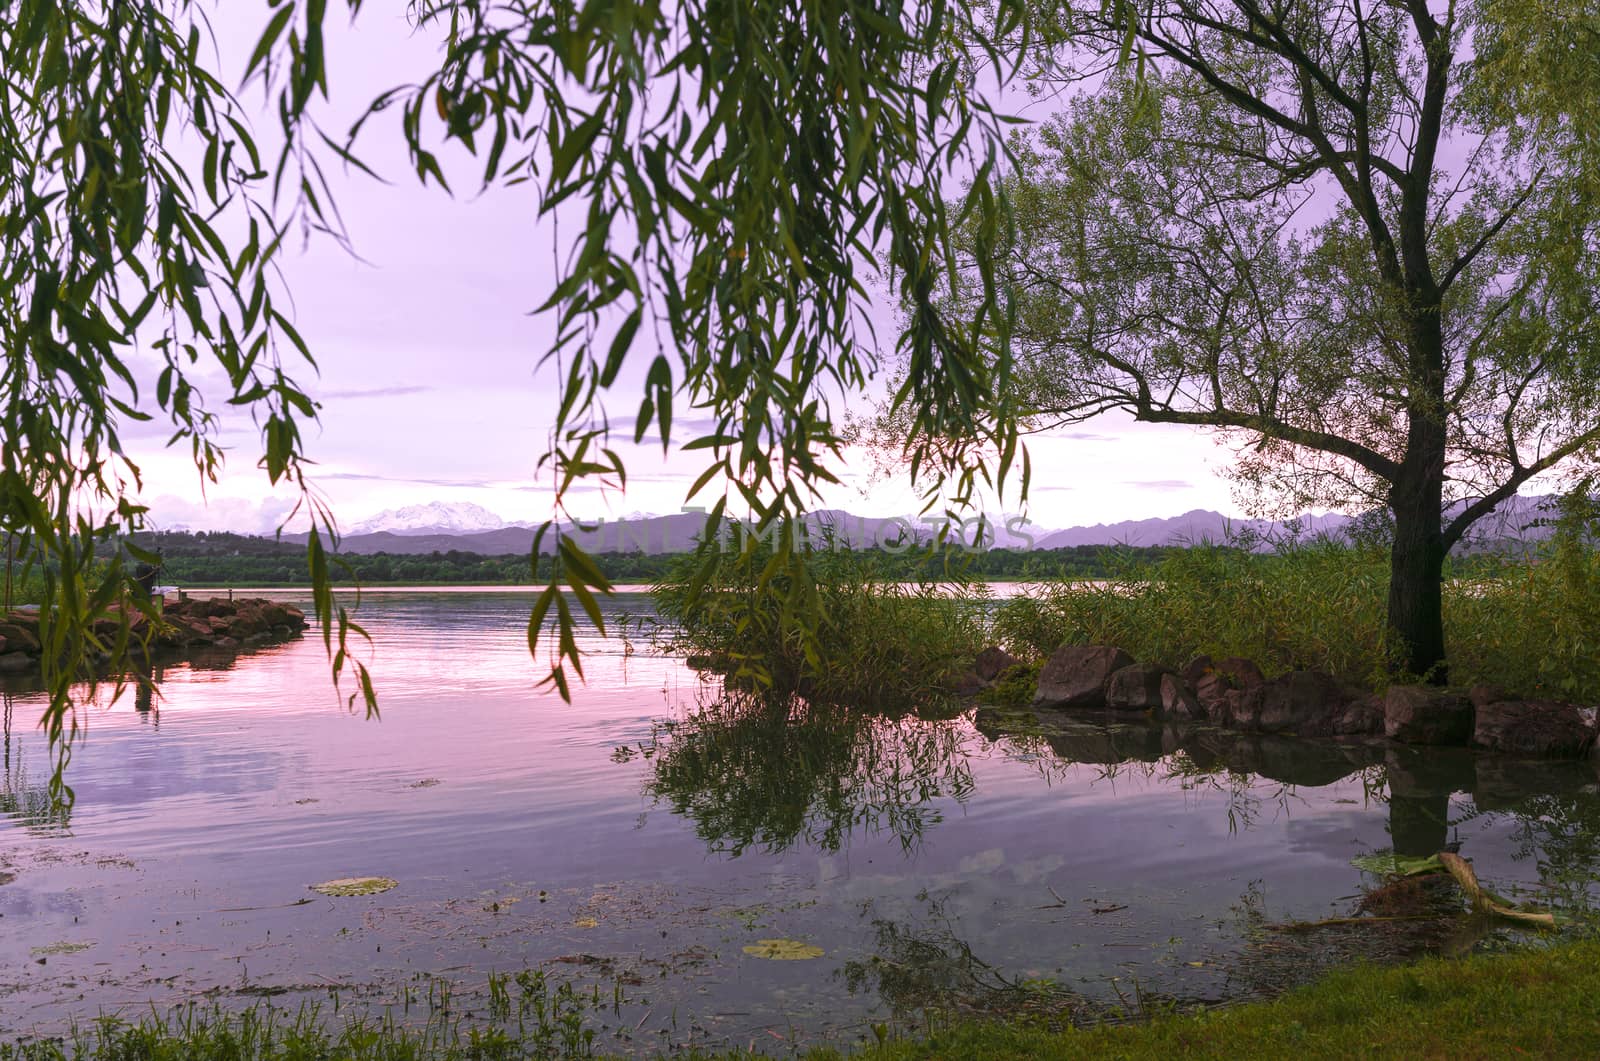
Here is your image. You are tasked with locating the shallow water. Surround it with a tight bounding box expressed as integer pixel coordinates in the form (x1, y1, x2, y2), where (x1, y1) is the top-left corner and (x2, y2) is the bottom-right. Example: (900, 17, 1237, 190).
(2, 592, 1597, 1053)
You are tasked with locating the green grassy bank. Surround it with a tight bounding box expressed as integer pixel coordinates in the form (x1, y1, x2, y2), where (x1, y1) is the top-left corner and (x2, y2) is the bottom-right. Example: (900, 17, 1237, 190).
(6, 941, 1598, 1060)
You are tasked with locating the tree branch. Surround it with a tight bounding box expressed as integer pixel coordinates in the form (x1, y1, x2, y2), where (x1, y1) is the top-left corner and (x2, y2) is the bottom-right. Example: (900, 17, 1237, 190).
(1442, 427, 1600, 550)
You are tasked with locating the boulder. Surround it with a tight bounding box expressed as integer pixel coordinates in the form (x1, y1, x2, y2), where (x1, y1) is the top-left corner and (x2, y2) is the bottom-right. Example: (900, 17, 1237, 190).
(0, 651, 33, 674)
(1334, 694, 1386, 736)
(1231, 669, 1348, 735)
(1473, 699, 1595, 758)
(974, 646, 1021, 683)
(1104, 663, 1168, 711)
(946, 670, 988, 696)
(1160, 673, 1204, 720)
(1180, 655, 1214, 689)
(1195, 672, 1232, 716)
(1215, 657, 1265, 691)
(1468, 684, 1513, 713)
(0, 623, 40, 654)
(1032, 645, 1133, 709)
(1384, 685, 1474, 745)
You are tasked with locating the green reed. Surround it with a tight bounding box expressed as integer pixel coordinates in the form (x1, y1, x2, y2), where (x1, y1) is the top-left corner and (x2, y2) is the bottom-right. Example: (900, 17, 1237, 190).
(647, 537, 990, 711)
(993, 527, 1600, 700)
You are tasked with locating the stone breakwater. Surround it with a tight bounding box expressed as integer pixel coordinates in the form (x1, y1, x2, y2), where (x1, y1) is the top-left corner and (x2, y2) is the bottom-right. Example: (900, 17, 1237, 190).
(965, 643, 1599, 760)
(0, 597, 309, 675)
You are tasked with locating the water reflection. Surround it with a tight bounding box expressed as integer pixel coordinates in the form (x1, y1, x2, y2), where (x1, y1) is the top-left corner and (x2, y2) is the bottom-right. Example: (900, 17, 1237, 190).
(1, 694, 69, 833)
(627, 692, 975, 856)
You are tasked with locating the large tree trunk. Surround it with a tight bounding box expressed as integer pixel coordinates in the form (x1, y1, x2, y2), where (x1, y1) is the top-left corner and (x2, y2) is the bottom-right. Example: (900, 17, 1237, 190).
(1387, 463, 1448, 683)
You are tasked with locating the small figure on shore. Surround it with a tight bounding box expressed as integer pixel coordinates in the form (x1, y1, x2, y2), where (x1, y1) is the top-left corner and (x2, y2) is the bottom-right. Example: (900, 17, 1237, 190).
(133, 550, 164, 600)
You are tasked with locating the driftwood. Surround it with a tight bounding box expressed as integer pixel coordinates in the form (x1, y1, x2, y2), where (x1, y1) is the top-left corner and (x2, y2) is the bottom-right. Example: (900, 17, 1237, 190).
(1437, 851, 1557, 929)
(1267, 852, 1557, 932)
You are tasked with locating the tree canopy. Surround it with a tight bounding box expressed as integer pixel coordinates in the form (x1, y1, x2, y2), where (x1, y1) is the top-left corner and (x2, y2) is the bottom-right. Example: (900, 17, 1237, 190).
(928, 0, 1600, 678)
(1, 0, 1043, 794)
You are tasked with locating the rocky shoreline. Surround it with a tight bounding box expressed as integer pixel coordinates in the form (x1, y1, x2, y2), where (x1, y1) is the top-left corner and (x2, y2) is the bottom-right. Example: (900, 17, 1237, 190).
(0, 596, 309, 676)
(964, 643, 1599, 761)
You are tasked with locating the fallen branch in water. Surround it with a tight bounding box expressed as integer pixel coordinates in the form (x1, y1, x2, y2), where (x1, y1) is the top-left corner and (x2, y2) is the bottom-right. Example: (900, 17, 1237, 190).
(1438, 852, 1557, 929)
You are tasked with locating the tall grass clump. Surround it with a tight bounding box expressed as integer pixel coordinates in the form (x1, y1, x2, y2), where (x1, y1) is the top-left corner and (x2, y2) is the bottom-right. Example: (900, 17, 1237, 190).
(994, 513, 1600, 701)
(995, 534, 1393, 686)
(1448, 496, 1600, 699)
(649, 530, 989, 710)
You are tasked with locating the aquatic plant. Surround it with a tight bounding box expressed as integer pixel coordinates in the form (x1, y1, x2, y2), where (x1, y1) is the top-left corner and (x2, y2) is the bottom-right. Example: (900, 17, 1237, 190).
(994, 530, 1600, 700)
(648, 533, 991, 711)
(309, 876, 398, 897)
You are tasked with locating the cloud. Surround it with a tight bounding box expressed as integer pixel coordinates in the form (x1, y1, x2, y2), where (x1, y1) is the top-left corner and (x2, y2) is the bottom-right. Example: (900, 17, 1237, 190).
(1125, 479, 1194, 491)
(142, 494, 305, 534)
(320, 471, 502, 488)
(321, 385, 434, 400)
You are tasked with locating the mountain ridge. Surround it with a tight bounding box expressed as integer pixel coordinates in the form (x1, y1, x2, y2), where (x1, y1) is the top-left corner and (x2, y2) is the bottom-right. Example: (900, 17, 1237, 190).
(270, 495, 1562, 556)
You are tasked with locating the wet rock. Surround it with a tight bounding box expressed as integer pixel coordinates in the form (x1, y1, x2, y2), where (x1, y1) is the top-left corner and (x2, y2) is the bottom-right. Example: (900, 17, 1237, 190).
(974, 646, 1021, 683)
(1215, 657, 1265, 691)
(947, 670, 988, 696)
(1161, 673, 1204, 720)
(0, 651, 32, 674)
(1103, 663, 1168, 711)
(1334, 694, 1386, 736)
(1473, 699, 1596, 758)
(0, 623, 40, 654)
(1384, 685, 1473, 745)
(1195, 672, 1232, 717)
(1468, 684, 1513, 713)
(1230, 669, 1348, 735)
(1180, 654, 1214, 689)
(1033, 645, 1133, 709)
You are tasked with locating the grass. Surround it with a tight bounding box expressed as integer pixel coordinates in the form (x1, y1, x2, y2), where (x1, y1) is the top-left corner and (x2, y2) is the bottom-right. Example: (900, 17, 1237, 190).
(647, 537, 991, 710)
(5, 942, 1600, 1059)
(994, 531, 1600, 701)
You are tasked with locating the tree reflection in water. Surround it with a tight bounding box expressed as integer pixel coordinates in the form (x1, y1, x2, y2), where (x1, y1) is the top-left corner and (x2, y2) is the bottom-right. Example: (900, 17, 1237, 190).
(1, 693, 69, 833)
(624, 692, 976, 856)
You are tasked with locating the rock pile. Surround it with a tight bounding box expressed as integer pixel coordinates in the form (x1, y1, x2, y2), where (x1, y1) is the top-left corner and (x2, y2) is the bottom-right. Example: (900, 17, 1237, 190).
(962, 642, 1598, 760)
(0, 597, 308, 675)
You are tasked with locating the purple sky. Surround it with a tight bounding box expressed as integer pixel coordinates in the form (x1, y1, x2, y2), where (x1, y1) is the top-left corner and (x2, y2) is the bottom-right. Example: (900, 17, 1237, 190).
(129, 8, 1244, 535)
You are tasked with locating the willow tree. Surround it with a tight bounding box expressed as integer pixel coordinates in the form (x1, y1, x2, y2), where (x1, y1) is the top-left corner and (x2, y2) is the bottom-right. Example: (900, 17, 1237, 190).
(2, 0, 1039, 793)
(960, 1, 1600, 680)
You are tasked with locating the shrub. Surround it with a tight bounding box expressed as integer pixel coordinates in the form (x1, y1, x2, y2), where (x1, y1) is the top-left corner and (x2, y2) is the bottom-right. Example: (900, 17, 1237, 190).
(648, 534, 990, 710)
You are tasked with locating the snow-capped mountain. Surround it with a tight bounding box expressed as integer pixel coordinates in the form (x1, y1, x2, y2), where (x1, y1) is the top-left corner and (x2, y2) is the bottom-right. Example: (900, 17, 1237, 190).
(349, 502, 513, 537)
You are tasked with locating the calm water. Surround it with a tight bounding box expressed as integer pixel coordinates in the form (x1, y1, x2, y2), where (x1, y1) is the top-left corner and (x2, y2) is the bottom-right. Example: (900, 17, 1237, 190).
(2, 592, 1597, 1052)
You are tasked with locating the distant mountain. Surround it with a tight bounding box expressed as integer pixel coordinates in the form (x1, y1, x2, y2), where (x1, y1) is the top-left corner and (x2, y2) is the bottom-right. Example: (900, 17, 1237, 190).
(1033, 495, 1561, 550)
(349, 501, 514, 536)
(1033, 509, 1355, 549)
(273, 494, 1568, 556)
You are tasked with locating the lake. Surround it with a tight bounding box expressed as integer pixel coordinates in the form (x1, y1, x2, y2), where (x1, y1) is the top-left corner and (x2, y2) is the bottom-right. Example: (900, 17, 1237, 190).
(2, 591, 1597, 1053)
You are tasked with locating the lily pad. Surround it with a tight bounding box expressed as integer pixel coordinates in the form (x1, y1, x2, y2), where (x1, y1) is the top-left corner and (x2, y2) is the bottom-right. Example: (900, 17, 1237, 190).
(310, 876, 398, 897)
(742, 938, 825, 960)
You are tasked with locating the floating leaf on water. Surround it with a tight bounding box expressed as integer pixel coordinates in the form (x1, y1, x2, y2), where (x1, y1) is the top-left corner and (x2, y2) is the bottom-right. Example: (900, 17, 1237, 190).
(742, 938, 824, 960)
(1351, 852, 1445, 878)
(31, 941, 91, 957)
(310, 876, 398, 897)
(574, 916, 599, 928)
